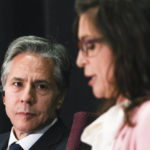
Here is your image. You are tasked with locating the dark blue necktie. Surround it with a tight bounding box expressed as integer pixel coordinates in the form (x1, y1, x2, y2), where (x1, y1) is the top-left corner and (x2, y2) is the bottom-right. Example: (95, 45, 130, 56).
(9, 143, 24, 150)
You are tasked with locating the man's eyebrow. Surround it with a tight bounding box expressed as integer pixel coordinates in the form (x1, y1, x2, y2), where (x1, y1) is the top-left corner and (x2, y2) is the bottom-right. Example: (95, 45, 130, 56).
(34, 80, 56, 87)
(34, 80, 49, 84)
(11, 77, 24, 81)
(10, 78, 52, 85)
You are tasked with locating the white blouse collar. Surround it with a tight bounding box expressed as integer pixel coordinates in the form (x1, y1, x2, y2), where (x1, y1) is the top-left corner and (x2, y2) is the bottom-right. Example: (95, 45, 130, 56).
(81, 100, 130, 150)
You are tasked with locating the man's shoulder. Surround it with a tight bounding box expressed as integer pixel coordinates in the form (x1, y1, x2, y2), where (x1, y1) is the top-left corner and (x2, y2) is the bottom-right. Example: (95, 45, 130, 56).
(0, 132, 10, 148)
(30, 118, 69, 150)
(43, 118, 69, 142)
(0, 132, 10, 140)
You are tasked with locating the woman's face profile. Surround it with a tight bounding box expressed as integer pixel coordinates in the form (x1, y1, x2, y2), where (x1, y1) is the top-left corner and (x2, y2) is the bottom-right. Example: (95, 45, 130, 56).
(76, 12, 116, 99)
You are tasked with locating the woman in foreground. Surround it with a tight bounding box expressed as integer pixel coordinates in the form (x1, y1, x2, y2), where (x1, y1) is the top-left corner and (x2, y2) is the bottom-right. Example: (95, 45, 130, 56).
(75, 0, 150, 149)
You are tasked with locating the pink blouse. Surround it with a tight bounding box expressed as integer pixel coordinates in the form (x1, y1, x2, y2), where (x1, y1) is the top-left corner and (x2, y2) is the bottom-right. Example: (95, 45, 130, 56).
(114, 100, 150, 150)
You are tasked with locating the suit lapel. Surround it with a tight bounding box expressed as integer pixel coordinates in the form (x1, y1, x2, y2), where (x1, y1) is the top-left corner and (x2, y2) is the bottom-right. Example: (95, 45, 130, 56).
(30, 118, 69, 150)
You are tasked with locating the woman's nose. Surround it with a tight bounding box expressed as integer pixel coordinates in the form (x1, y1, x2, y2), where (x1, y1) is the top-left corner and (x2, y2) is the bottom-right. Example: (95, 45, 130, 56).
(76, 50, 88, 68)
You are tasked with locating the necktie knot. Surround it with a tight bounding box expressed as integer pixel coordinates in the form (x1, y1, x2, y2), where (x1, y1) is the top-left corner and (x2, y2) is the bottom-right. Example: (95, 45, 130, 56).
(9, 143, 24, 150)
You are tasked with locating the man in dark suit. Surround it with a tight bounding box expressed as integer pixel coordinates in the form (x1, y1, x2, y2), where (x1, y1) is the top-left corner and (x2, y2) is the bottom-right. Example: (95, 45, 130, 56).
(0, 35, 71, 150)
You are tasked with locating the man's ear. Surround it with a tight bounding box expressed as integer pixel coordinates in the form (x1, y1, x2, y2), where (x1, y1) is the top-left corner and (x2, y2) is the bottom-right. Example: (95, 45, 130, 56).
(2, 90, 5, 97)
(3, 95, 5, 105)
(1, 90, 5, 105)
(56, 92, 65, 110)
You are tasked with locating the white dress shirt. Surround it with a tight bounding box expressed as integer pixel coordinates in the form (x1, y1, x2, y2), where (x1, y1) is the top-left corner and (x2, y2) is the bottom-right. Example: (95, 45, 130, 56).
(7, 118, 57, 150)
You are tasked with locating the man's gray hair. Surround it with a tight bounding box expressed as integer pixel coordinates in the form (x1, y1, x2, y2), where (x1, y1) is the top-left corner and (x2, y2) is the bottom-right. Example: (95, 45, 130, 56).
(1, 35, 71, 94)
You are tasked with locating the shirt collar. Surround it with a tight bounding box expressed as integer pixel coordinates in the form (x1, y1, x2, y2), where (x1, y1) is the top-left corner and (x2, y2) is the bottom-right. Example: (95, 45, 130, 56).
(8, 118, 58, 150)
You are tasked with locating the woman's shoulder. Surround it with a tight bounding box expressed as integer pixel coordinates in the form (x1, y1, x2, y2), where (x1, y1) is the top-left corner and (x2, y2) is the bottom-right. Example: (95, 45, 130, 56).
(137, 100, 150, 119)
(134, 100, 150, 127)
(130, 100, 150, 149)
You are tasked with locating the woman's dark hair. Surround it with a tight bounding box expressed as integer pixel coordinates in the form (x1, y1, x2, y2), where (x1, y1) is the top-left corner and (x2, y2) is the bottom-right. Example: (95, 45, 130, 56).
(74, 0, 150, 125)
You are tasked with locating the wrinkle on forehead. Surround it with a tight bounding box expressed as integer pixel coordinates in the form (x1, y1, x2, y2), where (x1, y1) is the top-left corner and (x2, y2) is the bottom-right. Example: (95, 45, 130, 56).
(7, 53, 55, 83)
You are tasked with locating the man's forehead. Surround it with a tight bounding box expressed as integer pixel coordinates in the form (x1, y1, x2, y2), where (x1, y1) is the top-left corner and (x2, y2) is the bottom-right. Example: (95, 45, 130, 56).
(7, 53, 55, 82)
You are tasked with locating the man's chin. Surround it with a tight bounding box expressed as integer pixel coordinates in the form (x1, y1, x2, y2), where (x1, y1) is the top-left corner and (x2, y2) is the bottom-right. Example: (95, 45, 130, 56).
(14, 124, 38, 133)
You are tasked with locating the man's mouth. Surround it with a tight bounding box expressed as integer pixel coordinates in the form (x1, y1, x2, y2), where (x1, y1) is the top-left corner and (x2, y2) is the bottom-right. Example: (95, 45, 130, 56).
(16, 112, 37, 119)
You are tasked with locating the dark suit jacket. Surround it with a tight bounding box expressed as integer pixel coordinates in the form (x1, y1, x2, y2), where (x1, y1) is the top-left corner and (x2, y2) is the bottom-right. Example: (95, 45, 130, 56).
(0, 118, 69, 150)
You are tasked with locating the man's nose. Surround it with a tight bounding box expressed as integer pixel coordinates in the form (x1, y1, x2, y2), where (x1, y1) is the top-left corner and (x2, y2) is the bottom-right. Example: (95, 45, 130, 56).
(76, 50, 88, 68)
(20, 84, 35, 104)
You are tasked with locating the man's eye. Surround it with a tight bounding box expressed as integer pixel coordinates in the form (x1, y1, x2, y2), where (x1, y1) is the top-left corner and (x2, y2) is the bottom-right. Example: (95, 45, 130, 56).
(13, 82, 22, 87)
(37, 84, 48, 90)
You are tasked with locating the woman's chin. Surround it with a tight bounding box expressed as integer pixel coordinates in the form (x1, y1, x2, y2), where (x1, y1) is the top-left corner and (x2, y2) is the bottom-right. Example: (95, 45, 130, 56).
(93, 88, 104, 99)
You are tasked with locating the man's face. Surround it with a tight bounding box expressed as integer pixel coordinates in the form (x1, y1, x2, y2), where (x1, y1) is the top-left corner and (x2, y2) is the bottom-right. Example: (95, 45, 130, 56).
(3, 53, 63, 138)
